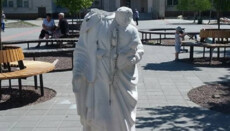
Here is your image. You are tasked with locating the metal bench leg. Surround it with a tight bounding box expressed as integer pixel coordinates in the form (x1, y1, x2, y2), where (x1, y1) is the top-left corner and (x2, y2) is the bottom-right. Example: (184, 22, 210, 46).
(203, 47, 205, 58)
(34, 76, 38, 90)
(209, 48, 214, 65)
(7, 63, 12, 89)
(9, 79, 12, 89)
(0, 80, 2, 100)
(18, 79, 22, 98)
(39, 74, 44, 96)
(217, 47, 220, 59)
(160, 34, 162, 44)
(190, 46, 194, 61)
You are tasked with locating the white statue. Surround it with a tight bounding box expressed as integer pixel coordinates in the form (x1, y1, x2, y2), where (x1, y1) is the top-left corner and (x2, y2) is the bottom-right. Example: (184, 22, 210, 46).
(72, 7, 144, 131)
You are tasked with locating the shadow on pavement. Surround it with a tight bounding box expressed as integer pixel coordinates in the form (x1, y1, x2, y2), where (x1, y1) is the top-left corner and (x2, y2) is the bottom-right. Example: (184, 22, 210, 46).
(143, 61, 201, 71)
(136, 106, 230, 130)
(0, 86, 56, 110)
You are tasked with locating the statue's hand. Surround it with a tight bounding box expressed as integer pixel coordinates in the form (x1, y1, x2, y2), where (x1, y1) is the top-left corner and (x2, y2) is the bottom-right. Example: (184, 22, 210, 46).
(117, 54, 133, 70)
(130, 57, 137, 64)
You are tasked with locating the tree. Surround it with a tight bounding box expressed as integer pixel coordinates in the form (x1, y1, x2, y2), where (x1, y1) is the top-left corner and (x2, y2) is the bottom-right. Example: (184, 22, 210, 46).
(177, 0, 211, 23)
(55, 0, 94, 19)
(213, 0, 230, 29)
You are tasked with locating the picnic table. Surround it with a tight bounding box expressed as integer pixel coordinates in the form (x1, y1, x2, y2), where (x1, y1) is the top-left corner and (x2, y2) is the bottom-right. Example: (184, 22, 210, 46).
(0, 46, 55, 99)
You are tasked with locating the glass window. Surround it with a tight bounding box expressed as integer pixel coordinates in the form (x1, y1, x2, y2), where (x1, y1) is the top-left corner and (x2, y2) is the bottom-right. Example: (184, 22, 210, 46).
(167, 0, 178, 6)
(3, 0, 7, 7)
(8, 1, 14, 7)
(173, 0, 178, 5)
(167, 0, 173, 6)
(17, 0, 23, 7)
(24, 0, 29, 8)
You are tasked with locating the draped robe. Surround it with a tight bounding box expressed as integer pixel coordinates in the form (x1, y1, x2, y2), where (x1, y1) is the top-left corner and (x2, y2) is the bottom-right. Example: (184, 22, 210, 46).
(72, 9, 144, 131)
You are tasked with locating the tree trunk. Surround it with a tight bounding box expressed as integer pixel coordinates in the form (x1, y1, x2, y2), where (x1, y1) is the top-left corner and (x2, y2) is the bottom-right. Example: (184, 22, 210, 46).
(208, 10, 212, 24)
(217, 11, 220, 29)
(193, 12, 196, 23)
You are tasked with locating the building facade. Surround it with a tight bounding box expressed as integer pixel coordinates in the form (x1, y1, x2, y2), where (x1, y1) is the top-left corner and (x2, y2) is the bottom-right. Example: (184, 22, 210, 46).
(2, 0, 180, 19)
(2, 0, 66, 19)
(94, 0, 179, 18)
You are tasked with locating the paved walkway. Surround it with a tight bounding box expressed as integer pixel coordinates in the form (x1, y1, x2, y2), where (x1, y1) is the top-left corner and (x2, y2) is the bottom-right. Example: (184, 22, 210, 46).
(0, 19, 230, 131)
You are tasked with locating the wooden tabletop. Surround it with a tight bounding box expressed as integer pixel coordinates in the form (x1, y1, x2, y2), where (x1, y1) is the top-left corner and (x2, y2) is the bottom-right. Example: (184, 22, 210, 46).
(0, 61, 55, 80)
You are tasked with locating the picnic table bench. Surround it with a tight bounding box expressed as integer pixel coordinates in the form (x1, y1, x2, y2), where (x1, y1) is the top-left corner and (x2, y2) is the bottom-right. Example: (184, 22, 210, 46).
(182, 41, 230, 63)
(139, 28, 199, 43)
(2, 38, 78, 49)
(0, 46, 55, 99)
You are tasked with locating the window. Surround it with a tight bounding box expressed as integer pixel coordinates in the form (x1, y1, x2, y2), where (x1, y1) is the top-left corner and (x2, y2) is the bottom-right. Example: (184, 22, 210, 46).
(167, 0, 173, 6)
(3, 0, 7, 7)
(167, 0, 178, 6)
(8, 1, 14, 7)
(17, 0, 23, 7)
(173, 0, 178, 5)
(24, 0, 29, 8)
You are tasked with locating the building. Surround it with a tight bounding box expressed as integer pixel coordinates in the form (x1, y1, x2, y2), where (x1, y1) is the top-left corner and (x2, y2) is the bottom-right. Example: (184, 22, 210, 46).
(2, 0, 195, 19)
(2, 0, 65, 19)
(94, 0, 179, 18)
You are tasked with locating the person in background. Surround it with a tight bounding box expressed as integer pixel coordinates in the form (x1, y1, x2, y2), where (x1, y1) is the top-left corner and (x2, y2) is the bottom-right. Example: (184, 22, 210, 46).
(175, 26, 186, 61)
(133, 9, 139, 25)
(54, 13, 69, 38)
(2, 11, 6, 32)
(36, 14, 55, 47)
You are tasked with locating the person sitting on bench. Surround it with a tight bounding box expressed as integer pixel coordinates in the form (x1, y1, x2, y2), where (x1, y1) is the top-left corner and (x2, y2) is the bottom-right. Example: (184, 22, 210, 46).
(36, 14, 55, 48)
(53, 13, 69, 38)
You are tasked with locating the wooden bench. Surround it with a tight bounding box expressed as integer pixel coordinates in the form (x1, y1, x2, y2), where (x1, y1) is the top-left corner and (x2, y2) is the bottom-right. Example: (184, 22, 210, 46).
(139, 28, 199, 44)
(200, 29, 230, 59)
(2, 38, 78, 49)
(182, 41, 230, 64)
(68, 20, 82, 38)
(0, 46, 55, 99)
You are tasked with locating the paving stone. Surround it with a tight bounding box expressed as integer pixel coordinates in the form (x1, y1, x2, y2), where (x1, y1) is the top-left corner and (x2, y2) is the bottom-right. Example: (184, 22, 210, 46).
(1, 19, 230, 131)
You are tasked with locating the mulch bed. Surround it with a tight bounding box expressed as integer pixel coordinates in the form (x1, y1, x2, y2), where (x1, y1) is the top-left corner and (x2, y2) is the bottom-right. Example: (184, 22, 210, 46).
(188, 83, 230, 114)
(0, 86, 56, 110)
(181, 57, 230, 67)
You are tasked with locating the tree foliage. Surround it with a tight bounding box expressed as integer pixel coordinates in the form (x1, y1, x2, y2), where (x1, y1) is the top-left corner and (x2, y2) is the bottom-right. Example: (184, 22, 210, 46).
(177, 0, 211, 12)
(213, 0, 230, 12)
(55, 0, 94, 15)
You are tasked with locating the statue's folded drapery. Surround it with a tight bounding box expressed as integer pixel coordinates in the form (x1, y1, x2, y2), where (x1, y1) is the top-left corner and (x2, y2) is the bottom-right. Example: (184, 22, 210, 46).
(72, 7, 144, 131)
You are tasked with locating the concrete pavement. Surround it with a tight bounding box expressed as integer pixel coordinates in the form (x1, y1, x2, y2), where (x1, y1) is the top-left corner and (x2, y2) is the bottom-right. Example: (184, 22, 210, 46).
(0, 19, 230, 131)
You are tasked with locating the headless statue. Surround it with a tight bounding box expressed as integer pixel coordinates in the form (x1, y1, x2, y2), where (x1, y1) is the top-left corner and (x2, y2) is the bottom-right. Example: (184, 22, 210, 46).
(72, 7, 144, 131)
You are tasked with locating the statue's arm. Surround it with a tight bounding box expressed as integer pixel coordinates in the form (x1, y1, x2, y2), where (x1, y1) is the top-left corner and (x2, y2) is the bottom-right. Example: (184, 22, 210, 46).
(130, 28, 144, 64)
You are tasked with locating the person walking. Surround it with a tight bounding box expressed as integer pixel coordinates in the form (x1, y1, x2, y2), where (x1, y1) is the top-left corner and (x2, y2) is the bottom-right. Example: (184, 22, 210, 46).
(2, 11, 6, 32)
(134, 9, 139, 25)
